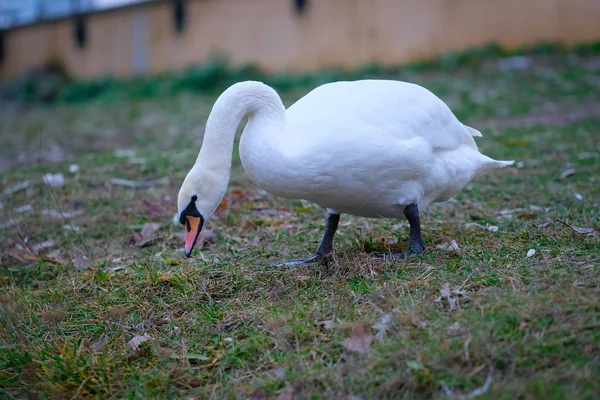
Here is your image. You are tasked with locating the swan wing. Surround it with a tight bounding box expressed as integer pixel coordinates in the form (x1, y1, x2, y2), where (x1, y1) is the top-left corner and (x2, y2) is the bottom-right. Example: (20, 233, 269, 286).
(285, 79, 479, 152)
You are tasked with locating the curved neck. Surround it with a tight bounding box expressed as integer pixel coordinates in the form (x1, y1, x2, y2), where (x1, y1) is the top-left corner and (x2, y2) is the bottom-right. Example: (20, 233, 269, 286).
(196, 81, 286, 172)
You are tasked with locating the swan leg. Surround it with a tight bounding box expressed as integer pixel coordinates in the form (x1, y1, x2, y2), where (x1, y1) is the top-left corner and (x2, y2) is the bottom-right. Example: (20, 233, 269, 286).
(272, 212, 340, 267)
(376, 203, 425, 260)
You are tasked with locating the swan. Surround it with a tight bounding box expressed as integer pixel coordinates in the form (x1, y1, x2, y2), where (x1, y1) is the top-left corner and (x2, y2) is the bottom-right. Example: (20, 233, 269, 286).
(177, 80, 513, 265)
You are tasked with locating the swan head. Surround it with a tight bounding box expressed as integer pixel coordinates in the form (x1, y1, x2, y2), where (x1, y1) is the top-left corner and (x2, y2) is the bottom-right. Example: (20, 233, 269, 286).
(177, 164, 229, 257)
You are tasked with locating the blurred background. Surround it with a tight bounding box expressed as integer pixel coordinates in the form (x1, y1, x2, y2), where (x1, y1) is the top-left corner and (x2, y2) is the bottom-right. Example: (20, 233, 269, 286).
(1, 0, 600, 81)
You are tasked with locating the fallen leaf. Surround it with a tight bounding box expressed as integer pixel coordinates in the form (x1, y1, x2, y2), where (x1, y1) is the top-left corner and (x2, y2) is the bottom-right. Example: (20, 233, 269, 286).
(411, 316, 428, 328)
(63, 224, 82, 232)
(436, 282, 467, 311)
(464, 223, 498, 232)
(32, 240, 56, 253)
(436, 241, 459, 251)
(133, 222, 162, 247)
(317, 320, 334, 330)
(446, 321, 463, 336)
(560, 168, 577, 179)
(252, 209, 293, 217)
(272, 368, 286, 379)
(3, 181, 30, 196)
(198, 228, 214, 245)
(498, 208, 526, 216)
(41, 209, 85, 219)
(90, 335, 109, 351)
(518, 211, 535, 219)
(274, 386, 294, 400)
(104, 266, 126, 273)
(406, 360, 424, 371)
(110, 177, 170, 188)
(215, 199, 229, 215)
(0, 218, 21, 229)
(341, 324, 373, 354)
(140, 222, 161, 238)
(72, 256, 91, 270)
(127, 333, 151, 351)
(41, 310, 66, 322)
(557, 220, 596, 234)
(570, 226, 595, 234)
(372, 313, 392, 340)
(15, 205, 33, 213)
(246, 389, 267, 400)
(537, 219, 553, 229)
(114, 149, 137, 158)
(43, 173, 65, 187)
(527, 249, 536, 258)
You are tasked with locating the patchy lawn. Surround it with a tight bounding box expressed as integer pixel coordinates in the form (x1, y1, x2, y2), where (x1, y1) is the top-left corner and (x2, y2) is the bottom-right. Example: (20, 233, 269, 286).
(1, 48, 599, 399)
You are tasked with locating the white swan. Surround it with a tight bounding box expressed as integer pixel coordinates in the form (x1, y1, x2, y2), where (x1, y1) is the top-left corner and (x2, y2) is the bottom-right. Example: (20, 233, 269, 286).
(177, 80, 513, 264)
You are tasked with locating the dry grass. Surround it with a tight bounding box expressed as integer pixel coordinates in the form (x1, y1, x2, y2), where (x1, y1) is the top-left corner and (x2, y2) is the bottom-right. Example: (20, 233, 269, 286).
(1, 48, 599, 399)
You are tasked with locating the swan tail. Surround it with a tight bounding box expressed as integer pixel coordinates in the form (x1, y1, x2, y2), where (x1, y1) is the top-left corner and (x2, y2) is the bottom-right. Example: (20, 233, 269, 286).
(465, 125, 482, 137)
(474, 157, 514, 179)
(494, 160, 515, 168)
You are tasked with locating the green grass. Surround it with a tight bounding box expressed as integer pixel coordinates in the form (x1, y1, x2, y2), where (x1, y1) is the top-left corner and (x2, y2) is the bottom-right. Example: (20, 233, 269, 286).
(1, 46, 599, 399)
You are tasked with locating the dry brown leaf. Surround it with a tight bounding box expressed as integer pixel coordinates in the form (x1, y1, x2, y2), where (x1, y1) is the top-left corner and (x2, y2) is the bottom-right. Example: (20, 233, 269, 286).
(41, 310, 66, 322)
(274, 386, 294, 400)
(341, 324, 374, 354)
(132, 222, 162, 247)
(127, 333, 151, 351)
(246, 389, 267, 400)
(140, 222, 161, 238)
(518, 211, 535, 219)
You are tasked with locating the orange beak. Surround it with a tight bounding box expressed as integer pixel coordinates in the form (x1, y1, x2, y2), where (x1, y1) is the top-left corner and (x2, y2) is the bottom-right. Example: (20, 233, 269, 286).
(184, 216, 202, 257)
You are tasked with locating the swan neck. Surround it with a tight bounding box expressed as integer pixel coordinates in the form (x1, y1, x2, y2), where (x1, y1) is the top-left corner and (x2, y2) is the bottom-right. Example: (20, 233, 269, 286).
(197, 81, 285, 170)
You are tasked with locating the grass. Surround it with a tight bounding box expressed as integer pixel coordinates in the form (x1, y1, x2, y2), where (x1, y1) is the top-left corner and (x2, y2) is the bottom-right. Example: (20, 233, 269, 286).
(1, 45, 599, 399)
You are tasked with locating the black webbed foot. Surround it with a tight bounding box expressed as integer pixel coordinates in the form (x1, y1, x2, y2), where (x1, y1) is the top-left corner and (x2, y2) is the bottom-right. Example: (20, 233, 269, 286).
(271, 254, 324, 267)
